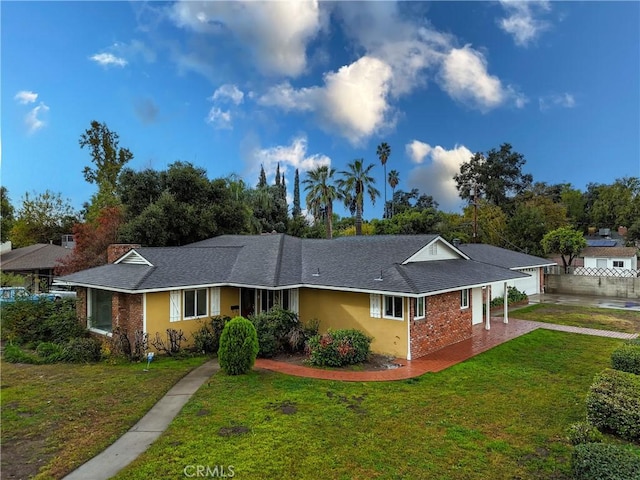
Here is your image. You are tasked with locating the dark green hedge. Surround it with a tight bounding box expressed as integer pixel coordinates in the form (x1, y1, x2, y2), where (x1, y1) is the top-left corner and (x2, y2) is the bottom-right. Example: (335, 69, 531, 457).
(586, 369, 640, 441)
(611, 342, 640, 375)
(572, 442, 640, 480)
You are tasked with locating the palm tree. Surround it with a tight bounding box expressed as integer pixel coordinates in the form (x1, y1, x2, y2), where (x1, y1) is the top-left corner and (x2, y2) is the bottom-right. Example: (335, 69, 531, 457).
(303, 165, 341, 239)
(376, 142, 391, 217)
(388, 169, 400, 218)
(337, 159, 380, 235)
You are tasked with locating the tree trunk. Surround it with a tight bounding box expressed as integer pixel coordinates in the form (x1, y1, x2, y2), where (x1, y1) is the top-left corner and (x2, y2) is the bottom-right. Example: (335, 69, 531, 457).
(326, 201, 333, 239)
(355, 202, 362, 235)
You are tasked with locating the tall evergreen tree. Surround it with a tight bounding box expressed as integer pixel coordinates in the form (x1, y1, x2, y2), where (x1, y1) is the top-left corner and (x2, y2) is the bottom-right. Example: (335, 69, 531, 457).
(292, 169, 301, 217)
(275, 163, 281, 186)
(258, 165, 267, 188)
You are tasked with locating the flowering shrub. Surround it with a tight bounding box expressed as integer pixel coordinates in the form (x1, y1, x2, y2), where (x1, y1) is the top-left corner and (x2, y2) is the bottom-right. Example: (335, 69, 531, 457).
(306, 329, 372, 367)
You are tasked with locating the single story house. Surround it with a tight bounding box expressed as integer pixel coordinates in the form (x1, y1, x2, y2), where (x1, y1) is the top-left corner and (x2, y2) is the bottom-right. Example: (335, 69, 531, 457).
(58, 234, 553, 360)
(575, 246, 639, 277)
(1, 243, 73, 292)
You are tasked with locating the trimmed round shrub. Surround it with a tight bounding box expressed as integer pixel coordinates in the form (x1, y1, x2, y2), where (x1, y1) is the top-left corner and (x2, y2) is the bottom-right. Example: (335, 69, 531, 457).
(307, 329, 372, 367)
(611, 342, 640, 375)
(218, 316, 259, 375)
(586, 369, 640, 441)
(567, 421, 603, 446)
(36, 341, 65, 363)
(572, 442, 640, 480)
(62, 337, 102, 363)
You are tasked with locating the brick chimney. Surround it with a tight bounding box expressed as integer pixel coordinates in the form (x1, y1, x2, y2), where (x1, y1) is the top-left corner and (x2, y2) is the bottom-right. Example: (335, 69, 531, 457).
(618, 226, 628, 238)
(107, 244, 141, 263)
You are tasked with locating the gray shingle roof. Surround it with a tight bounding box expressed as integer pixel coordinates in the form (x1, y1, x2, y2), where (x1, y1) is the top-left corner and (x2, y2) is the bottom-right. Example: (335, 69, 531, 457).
(457, 243, 556, 269)
(1, 244, 72, 271)
(58, 234, 533, 295)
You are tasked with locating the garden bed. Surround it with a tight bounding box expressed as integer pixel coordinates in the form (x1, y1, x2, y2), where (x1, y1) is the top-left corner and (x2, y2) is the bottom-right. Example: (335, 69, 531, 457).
(271, 352, 402, 371)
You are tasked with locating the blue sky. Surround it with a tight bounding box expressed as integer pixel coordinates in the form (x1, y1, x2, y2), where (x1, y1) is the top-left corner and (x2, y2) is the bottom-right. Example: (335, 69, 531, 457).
(2, 1, 639, 219)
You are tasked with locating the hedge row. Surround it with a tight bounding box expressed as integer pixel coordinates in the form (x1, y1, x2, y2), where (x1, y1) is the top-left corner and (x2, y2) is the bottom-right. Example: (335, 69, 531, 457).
(572, 443, 640, 480)
(586, 368, 640, 442)
(611, 341, 640, 375)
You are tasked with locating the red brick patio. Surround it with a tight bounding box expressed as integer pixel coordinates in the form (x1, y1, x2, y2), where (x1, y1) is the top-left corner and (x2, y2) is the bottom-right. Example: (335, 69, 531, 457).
(254, 318, 539, 382)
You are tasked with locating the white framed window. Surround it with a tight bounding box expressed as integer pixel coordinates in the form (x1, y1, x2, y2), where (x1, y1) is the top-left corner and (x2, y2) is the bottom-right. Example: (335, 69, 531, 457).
(428, 243, 438, 255)
(184, 288, 207, 319)
(461, 289, 469, 309)
(415, 296, 426, 319)
(383, 296, 403, 320)
(613, 260, 624, 268)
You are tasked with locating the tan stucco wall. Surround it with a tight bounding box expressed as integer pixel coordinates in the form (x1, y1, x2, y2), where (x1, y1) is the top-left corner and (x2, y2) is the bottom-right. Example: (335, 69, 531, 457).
(298, 288, 408, 358)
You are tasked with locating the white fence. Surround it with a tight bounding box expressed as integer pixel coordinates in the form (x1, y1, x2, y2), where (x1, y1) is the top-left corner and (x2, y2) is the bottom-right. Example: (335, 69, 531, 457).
(547, 266, 640, 278)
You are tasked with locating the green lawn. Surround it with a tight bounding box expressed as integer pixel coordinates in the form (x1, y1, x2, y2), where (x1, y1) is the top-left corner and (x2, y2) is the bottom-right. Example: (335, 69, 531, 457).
(113, 330, 637, 480)
(0, 356, 207, 480)
(511, 304, 640, 333)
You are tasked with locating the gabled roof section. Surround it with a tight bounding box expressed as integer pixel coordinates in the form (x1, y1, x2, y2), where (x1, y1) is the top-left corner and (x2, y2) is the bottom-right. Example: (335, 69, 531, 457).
(457, 244, 556, 269)
(581, 246, 638, 258)
(402, 237, 468, 264)
(115, 250, 153, 266)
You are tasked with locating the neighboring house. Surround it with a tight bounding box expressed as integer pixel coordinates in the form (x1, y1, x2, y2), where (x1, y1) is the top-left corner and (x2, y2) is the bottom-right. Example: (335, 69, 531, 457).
(577, 247, 639, 276)
(0, 243, 73, 292)
(58, 234, 553, 360)
(457, 244, 556, 298)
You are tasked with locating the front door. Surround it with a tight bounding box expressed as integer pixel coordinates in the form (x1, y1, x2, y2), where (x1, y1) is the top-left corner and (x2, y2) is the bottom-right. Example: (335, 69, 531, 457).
(240, 288, 256, 318)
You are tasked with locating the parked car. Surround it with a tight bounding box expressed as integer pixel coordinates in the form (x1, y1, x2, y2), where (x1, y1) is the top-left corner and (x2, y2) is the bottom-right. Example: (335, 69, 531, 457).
(0, 287, 56, 304)
(48, 281, 77, 300)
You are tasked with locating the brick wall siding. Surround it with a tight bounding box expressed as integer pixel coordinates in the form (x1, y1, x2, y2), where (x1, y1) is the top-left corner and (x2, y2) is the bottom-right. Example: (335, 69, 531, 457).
(112, 292, 143, 334)
(410, 291, 472, 358)
(77, 288, 88, 328)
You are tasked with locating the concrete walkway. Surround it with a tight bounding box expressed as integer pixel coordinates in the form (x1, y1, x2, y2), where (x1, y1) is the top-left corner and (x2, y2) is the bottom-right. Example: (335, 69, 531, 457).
(63, 360, 218, 480)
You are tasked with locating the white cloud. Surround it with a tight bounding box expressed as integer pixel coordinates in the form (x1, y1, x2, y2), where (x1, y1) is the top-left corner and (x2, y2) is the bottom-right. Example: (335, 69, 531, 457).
(259, 56, 394, 145)
(498, 0, 551, 47)
(211, 84, 244, 105)
(206, 107, 232, 129)
(405, 141, 473, 211)
(90, 52, 128, 67)
(249, 135, 331, 181)
(170, 0, 323, 77)
(25, 102, 50, 134)
(539, 92, 576, 111)
(14, 90, 38, 104)
(406, 140, 432, 164)
(438, 45, 525, 111)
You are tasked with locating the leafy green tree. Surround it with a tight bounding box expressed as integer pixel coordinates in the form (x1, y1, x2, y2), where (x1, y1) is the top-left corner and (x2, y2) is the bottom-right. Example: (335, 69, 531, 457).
(462, 200, 508, 246)
(561, 185, 588, 230)
(387, 170, 399, 218)
(337, 159, 380, 236)
(303, 165, 341, 239)
(506, 203, 548, 256)
(1, 187, 15, 243)
(258, 165, 267, 188)
(385, 188, 437, 217)
(376, 142, 391, 216)
(372, 209, 441, 235)
(10, 191, 78, 247)
(454, 143, 533, 210)
(590, 177, 640, 229)
(118, 162, 250, 245)
(79, 121, 133, 220)
(541, 227, 587, 272)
